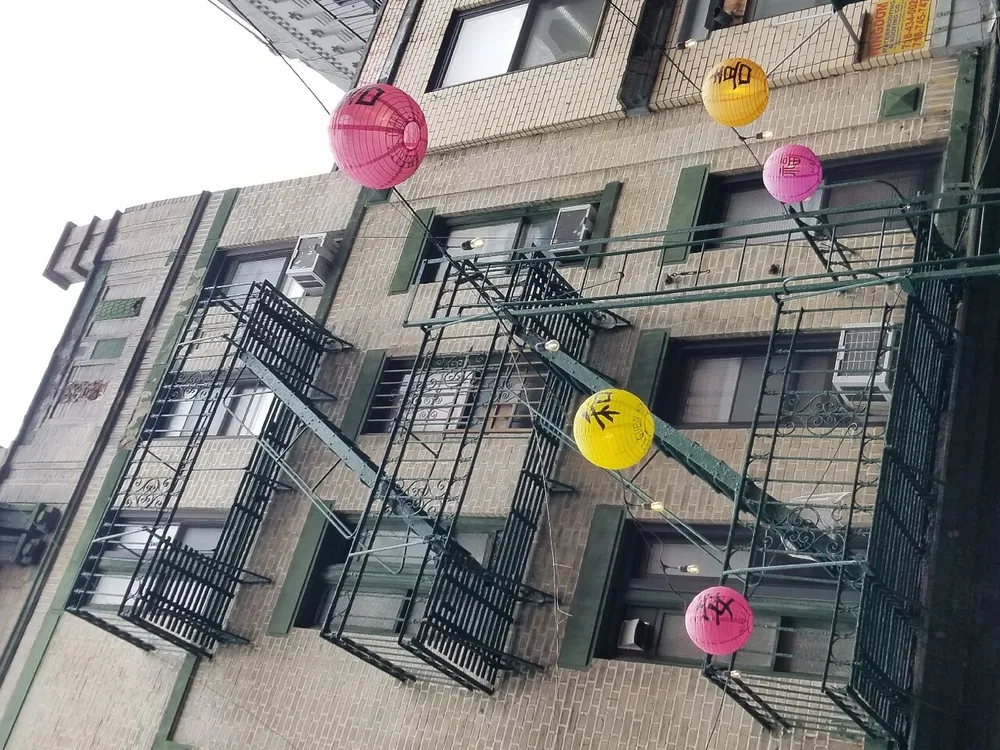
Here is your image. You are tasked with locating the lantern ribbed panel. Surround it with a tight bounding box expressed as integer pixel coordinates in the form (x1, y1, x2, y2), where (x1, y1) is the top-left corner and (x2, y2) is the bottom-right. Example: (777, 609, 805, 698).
(573, 389, 654, 471)
(685, 586, 755, 656)
(763, 144, 824, 204)
(701, 58, 769, 128)
(328, 84, 429, 190)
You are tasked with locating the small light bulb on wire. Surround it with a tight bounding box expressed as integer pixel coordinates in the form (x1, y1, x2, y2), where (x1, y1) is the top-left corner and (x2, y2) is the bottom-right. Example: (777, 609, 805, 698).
(683, 38, 698, 49)
(647, 500, 665, 512)
(461, 237, 486, 251)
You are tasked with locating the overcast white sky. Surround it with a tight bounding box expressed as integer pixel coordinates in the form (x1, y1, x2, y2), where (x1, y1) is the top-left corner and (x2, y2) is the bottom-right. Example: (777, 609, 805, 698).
(0, 1, 345, 446)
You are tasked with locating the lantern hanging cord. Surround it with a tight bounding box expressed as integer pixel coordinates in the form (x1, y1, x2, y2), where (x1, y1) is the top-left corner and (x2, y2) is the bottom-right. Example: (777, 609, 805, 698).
(765, 14, 835, 78)
(602, 0, 763, 167)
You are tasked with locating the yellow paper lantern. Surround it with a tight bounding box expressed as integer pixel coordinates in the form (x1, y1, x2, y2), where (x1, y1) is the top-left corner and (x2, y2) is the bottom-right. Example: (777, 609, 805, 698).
(573, 389, 655, 471)
(702, 57, 769, 128)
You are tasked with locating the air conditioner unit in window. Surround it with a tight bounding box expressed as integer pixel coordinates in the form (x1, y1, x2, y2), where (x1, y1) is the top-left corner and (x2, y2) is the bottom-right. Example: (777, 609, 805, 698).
(287, 233, 339, 295)
(832, 324, 896, 406)
(544, 204, 597, 262)
(618, 618, 653, 652)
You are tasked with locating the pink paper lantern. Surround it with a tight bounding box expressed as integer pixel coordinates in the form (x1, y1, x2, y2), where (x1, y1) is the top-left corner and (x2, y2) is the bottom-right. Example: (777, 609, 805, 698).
(763, 144, 823, 204)
(328, 84, 429, 190)
(685, 586, 754, 655)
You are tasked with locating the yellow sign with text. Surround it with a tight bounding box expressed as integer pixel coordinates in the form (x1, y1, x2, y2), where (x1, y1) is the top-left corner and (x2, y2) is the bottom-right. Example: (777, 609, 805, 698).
(866, 0, 932, 57)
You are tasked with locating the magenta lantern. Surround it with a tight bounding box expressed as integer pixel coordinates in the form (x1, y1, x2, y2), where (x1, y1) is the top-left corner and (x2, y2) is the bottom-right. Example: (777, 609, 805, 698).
(685, 586, 754, 655)
(328, 84, 429, 190)
(763, 144, 823, 204)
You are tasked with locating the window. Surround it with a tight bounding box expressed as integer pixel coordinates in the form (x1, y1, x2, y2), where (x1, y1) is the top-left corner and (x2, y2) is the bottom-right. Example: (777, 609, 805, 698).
(604, 523, 848, 678)
(85, 512, 225, 607)
(295, 517, 502, 629)
(213, 249, 304, 300)
(364, 353, 547, 433)
(702, 151, 941, 245)
(659, 336, 837, 427)
(153, 374, 275, 438)
(708, 0, 826, 29)
(431, 0, 606, 89)
(420, 211, 575, 283)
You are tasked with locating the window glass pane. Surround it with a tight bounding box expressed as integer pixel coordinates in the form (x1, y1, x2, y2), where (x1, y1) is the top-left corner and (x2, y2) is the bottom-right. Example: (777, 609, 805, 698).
(731, 355, 782, 422)
(716, 186, 797, 246)
(221, 256, 287, 297)
(749, 0, 825, 21)
(280, 274, 305, 299)
(218, 383, 273, 436)
(441, 4, 528, 87)
(520, 214, 558, 252)
(657, 611, 706, 661)
(433, 221, 521, 280)
(824, 161, 935, 236)
(178, 526, 223, 553)
(520, 0, 605, 68)
(90, 574, 130, 606)
(117, 524, 179, 553)
(794, 353, 832, 396)
(679, 356, 741, 423)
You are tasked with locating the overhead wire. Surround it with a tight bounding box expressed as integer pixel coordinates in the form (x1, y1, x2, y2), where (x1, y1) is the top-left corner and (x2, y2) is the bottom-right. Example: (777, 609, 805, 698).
(208, 0, 333, 115)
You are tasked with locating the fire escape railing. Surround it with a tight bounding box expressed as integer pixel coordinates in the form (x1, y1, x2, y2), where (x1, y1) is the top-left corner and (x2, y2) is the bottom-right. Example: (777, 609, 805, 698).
(306, 257, 596, 692)
(415, 192, 991, 739)
(66, 282, 346, 656)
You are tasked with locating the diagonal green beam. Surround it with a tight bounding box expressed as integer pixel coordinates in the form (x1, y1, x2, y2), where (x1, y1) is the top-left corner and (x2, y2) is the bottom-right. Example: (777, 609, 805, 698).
(529, 340, 846, 565)
(239, 351, 439, 542)
(534, 344, 759, 505)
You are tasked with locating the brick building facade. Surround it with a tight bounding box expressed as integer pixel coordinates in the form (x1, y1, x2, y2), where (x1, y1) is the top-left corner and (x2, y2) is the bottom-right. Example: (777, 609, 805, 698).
(0, 0, 998, 747)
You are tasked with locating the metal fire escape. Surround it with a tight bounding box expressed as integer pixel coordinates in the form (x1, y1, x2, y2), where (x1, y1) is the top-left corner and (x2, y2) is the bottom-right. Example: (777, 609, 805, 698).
(245, 253, 603, 691)
(400, 188, 1000, 742)
(66, 281, 349, 656)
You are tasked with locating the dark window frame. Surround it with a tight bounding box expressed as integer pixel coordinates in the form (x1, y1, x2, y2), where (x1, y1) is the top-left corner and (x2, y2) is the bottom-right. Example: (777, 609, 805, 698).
(76, 509, 229, 608)
(148, 370, 275, 440)
(698, 149, 942, 247)
(419, 196, 604, 283)
(705, 0, 827, 32)
(295, 515, 505, 630)
(363, 352, 548, 435)
(657, 334, 842, 429)
(602, 521, 851, 678)
(207, 246, 304, 300)
(427, 0, 609, 91)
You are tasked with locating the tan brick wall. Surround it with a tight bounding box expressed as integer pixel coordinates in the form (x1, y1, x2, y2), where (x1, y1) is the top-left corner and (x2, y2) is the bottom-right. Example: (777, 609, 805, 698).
(0, 194, 206, 660)
(1, 46, 957, 750)
(360, 0, 932, 150)
(0, 191, 232, 730)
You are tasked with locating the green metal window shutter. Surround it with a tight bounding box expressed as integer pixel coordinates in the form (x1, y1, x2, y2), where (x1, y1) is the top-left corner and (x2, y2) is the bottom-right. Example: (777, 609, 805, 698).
(389, 208, 436, 295)
(267, 349, 387, 636)
(340, 349, 387, 440)
(662, 164, 710, 265)
(626, 329, 669, 406)
(558, 505, 627, 670)
(266, 501, 332, 637)
(586, 181, 624, 269)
